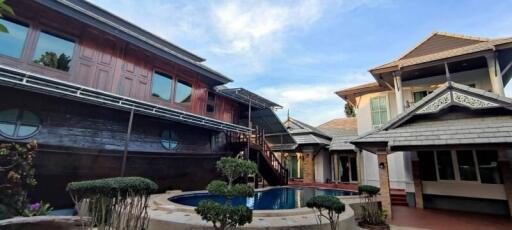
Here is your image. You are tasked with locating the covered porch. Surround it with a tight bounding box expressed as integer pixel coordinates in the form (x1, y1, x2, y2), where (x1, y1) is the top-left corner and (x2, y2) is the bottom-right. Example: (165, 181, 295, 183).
(352, 81, 512, 219)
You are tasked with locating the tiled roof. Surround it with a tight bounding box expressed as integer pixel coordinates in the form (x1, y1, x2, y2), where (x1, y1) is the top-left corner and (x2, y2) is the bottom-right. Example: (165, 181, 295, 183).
(318, 118, 358, 151)
(352, 116, 512, 147)
(352, 81, 512, 148)
(292, 134, 332, 145)
(371, 32, 512, 72)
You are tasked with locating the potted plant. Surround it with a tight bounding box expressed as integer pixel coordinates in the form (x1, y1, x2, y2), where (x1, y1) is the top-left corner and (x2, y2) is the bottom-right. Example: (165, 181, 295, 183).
(358, 185, 389, 230)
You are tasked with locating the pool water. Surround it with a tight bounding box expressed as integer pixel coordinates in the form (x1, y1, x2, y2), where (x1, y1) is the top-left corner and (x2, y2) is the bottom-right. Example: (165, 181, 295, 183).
(169, 186, 357, 210)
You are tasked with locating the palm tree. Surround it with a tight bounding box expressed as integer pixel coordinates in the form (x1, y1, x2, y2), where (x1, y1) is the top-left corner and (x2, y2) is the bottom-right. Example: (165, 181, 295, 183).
(0, 0, 14, 33)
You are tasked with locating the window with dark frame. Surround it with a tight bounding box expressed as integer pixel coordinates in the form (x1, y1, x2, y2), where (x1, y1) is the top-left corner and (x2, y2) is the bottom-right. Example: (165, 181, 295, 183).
(33, 31, 75, 71)
(476, 150, 501, 184)
(456, 150, 478, 181)
(160, 128, 179, 150)
(436, 150, 455, 180)
(151, 71, 173, 100)
(412, 90, 433, 103)
(0, 109, 40, 139)
(416, 149, 502, 184)
(175, 79, 192, 103)
(206, 91, 216, 113)
(418, 151, 437, 181)
(0, 18, 28, 59)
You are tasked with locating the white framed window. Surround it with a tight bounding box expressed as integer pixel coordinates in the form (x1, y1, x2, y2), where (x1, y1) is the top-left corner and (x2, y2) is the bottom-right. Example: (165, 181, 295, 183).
(370, 96, 388, 128)
(417, 149, 501, 184)
(412, 90, 433, 103)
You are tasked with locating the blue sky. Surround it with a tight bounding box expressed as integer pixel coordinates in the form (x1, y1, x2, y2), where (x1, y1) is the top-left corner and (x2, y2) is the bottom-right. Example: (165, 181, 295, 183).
(90, 0, 512, 125)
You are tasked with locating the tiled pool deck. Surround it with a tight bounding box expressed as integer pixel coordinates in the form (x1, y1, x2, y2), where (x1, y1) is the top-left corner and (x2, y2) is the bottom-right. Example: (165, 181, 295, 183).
(390, 206, 512, 230)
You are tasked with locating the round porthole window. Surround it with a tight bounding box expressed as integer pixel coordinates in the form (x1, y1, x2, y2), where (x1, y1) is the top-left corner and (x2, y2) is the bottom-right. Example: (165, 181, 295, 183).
(161, 129, 178, 150)
(0, 109, 41, 139)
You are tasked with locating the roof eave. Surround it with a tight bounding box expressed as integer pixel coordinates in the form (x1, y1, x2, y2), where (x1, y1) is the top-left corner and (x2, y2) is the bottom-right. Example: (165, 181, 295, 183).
(37, 0, 233, 85)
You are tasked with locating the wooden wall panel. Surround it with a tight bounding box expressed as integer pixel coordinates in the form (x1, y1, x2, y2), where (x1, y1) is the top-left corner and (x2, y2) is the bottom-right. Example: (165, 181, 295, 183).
(3, 1, 241, 124)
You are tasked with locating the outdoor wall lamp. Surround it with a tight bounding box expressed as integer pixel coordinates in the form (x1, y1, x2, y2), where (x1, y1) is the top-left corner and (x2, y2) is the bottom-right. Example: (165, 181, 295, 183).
(379, 162, 386, 169)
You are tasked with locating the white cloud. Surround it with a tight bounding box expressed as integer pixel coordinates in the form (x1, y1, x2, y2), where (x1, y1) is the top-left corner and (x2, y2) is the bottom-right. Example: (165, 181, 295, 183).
(207, 0, 326, 74)
(256, 70, 374, 125)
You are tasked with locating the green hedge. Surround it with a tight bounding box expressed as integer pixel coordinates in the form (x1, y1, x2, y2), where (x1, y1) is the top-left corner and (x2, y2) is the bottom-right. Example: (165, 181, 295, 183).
(66, 177, 158, 198)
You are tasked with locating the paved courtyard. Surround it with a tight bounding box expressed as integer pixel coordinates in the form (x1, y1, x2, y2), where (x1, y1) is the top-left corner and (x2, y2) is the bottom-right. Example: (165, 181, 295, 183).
(390, 206, 512, 230)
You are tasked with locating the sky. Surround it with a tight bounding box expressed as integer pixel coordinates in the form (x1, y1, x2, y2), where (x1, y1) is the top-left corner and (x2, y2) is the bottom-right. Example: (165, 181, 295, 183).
(90, 0, 512, 126)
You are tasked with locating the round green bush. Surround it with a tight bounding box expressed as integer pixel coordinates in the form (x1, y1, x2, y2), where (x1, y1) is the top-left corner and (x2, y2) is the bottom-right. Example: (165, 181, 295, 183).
(306, 195, 345, 214)
(358, 185, 380, 196)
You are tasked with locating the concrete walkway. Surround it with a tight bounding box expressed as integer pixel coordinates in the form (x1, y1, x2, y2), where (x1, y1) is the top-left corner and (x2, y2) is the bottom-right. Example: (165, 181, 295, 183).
(389, 206, 512, 230)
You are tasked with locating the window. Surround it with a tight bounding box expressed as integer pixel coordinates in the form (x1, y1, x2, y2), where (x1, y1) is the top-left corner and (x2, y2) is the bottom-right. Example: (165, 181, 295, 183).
(175, 80, 192, 103)
(211, 132, 222, 152)
(413, 90, 432, 103)
(416, 149, 503, 184)
(436, 150, 455, 180)
(0, 18, 28, 58)
(370, 96, 388, 128)
(456, 150, 477, 181)
(418, 151, 437, 181)
(161, 129, 178, 150)
(476, 150, 501, 184)
(33, 31, 74, 71)
(206, 91, 215, 113)
(151, 71, 173, 100)
(0, 109, 40, 139)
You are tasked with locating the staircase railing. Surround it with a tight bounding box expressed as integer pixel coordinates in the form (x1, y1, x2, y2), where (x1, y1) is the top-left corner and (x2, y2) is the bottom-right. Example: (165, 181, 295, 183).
(226, 126, 288, 185)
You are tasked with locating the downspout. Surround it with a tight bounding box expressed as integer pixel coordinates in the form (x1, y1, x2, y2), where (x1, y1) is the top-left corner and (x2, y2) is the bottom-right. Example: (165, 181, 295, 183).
(121, 107, 135, 176)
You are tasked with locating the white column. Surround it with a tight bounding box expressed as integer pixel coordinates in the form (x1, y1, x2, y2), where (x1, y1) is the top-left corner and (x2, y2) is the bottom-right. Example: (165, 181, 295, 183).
(486, 54, 505, 96)
(393, 71, 404, 114)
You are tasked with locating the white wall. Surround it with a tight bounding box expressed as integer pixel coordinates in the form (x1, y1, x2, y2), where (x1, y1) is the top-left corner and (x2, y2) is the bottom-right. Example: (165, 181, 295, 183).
(354, 68, 492, 190)
(314, 149, 331, 183)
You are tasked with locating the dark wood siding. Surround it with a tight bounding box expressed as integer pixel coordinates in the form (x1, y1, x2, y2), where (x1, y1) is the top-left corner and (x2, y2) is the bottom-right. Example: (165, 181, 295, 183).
(0, 87, 229, 207)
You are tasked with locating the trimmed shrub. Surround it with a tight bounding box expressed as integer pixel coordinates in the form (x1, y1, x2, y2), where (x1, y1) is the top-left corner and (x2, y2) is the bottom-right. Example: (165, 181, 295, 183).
(67, 177, 157, 230)
(195, 200, 252, 230)
(195, 157, 257, 230)
(358, 185, 380, 197)
(306, 195, 345, 230)
(358, 184, 387, 226)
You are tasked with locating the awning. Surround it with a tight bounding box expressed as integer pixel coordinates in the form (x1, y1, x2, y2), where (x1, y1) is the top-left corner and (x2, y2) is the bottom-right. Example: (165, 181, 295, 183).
(250, 108, 297, 151)
(217, 88, 282, 109)
(0, 64, 250, 133)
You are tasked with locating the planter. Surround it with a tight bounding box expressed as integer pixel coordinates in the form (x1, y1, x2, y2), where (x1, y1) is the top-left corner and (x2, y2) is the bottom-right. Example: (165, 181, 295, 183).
(359, 222, 390, 230)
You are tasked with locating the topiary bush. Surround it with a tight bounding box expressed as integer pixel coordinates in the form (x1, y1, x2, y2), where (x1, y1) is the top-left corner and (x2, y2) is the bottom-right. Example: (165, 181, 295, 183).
(67, 177, 158, 230)
(306, 195, 345, 230)
(195, 157, 258, 230)
(357, 184, 387, 227)
(358, 185, 380, 196)
(0, 141, 37, 220)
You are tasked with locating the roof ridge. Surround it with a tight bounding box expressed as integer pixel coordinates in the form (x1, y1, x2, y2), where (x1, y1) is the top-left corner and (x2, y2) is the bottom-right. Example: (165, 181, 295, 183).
(396, 31, 489, 61)
(370, 31, 495, 71)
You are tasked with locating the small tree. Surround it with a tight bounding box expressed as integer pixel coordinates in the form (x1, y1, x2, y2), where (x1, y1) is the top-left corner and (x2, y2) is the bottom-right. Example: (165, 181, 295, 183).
(358, 185, 387, 226)
(0, 141, 37, 220)
(306, 195, 345, 230)
(344, 103, 355, 117)
(195, 157, 258, 230)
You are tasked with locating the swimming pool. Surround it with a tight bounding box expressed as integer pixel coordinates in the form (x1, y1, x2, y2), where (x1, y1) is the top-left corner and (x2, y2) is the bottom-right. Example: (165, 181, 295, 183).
(169, 186, 357, 210)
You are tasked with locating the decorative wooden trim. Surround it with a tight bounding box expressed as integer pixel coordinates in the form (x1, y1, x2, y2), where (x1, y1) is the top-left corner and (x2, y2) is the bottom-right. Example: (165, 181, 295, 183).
(416, 92, 451, 114)
(452, 91, 498, 108)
